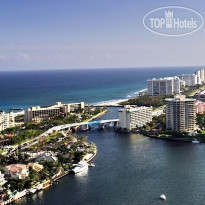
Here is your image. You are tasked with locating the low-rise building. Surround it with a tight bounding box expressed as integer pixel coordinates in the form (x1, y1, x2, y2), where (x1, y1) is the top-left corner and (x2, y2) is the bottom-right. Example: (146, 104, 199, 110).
(27, 163, 44, 172)
(25, 101, 84, 122)
(0, 111, 15, 132)
(5, 164, 29, 179)
(36, 153, 58, 163)
(195, 101, 205, 114)
(118, 105, 152, 131)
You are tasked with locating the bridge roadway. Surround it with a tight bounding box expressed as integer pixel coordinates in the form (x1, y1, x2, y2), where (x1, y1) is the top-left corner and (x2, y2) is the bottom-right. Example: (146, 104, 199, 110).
(41, 119, 119, 137)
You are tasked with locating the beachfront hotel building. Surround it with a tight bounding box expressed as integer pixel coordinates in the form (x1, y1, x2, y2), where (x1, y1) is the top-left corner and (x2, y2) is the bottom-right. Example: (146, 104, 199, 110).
(118, 105, 152, 131)
(25, 102, 84, 122)
(178, 74, 197, 86)
(147, 77, 180, 96)
(0, 111, 15, 132)
(165, 95, 196, 132)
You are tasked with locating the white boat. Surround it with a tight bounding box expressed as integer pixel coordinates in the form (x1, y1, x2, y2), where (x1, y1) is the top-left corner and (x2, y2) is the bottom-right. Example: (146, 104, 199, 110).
(192, 139, 200, 144)
(89, 163, 95, 167)
(160, 194, 166, 200)
(29, 188, 37, 194)
(72, 161, 88, 174)
(36, 184, 43, 190)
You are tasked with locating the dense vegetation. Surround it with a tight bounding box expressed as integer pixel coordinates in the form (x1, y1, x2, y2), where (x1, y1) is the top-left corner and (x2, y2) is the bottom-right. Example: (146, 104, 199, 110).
(181, 84, 205, 96)
(196, 113, 205, 130)
(145, 114, 166, 130)
(0, 108, 105, 146)
(121, 94, 173, 108)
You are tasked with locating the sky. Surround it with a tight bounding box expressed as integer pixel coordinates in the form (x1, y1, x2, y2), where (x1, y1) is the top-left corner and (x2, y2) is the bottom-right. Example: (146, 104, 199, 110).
(0, 0, 205, 70)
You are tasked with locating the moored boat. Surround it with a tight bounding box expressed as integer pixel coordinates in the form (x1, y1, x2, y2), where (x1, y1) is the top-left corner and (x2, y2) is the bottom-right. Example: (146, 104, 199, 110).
(29, 188, 37, 194)
(192, 139, 200, 144)
(72, 161, 88, 174)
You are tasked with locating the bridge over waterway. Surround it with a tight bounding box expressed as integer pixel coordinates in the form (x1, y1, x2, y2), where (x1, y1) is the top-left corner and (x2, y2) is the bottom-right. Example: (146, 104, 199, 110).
(42, 119, 119, 136)
(4, 119, 119, 154)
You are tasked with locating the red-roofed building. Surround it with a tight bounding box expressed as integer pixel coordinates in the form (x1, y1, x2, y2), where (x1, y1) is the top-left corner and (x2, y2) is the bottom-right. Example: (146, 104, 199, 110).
(5, 164, 29, 179)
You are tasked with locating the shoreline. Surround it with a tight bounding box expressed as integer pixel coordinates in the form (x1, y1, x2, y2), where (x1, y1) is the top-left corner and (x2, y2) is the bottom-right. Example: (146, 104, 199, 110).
(143, 134, 201, 143)
(88, 88, 147, 107)
(91, 99, 128, 107)
(0, 146, 98, 205)
(4, 88, 147, 113)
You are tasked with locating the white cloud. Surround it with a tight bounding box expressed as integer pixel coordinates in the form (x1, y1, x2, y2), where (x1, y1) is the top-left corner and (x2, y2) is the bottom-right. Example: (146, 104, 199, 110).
(17, 53, 30, 60)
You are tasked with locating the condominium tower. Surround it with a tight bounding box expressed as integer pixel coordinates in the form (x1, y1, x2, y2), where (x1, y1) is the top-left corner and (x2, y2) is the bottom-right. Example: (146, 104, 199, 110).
(165, 95, 196, 132)
(195, 68, 205, 84)
(178, 74, 197, 86)
(147, 77, 180, 96)
(118, 105, 152, 131)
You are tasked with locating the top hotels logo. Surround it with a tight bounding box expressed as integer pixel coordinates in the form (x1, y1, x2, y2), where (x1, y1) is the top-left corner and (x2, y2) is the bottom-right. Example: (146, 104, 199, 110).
(143, 6, 204, 36)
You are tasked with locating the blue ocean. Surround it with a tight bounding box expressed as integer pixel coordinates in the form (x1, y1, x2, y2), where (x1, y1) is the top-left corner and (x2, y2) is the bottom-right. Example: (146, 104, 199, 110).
(0, 67, 199, 111)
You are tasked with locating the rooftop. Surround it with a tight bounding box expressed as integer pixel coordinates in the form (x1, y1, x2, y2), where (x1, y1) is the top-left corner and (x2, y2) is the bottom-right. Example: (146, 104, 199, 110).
(165, 94, 196, 102)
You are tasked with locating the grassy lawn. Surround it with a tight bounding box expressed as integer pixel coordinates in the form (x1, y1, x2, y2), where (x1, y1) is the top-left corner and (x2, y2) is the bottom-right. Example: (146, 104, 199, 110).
(0, 149, 6, 154)
(201, 130, 205, 134)
(82, 109, 107, 122)
(44, 133, 63, 143)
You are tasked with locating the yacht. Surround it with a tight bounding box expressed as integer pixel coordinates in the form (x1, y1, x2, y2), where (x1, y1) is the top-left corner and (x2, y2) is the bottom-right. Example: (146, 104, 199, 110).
(160, 194, 166, 200)
(72, 161, 88, 174)
(192, 139, 200, 144)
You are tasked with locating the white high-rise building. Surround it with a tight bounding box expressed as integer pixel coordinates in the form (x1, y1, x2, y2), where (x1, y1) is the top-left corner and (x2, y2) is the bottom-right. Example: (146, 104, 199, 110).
(197, 75, 202, 85)
(195, 68, 205, 83)
(118, 105, 152, 131)
(165, 95, 196, 132)
(147, 77, 180, 96)
(173, 77, 181, 94)
(180, 80, 185, 87)
(178, 74, 197, 86)
(195, 70, 202, 84)
(0, 111, 15, 132)
(200, 69, 205, 82)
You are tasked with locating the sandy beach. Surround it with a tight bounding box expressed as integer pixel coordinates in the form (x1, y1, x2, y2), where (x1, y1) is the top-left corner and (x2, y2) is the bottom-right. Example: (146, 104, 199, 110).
(92, 99, 128, 106)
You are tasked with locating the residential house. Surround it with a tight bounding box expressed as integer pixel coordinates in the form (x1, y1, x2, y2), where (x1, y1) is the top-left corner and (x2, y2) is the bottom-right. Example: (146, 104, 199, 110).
(5, 164, 29, 179)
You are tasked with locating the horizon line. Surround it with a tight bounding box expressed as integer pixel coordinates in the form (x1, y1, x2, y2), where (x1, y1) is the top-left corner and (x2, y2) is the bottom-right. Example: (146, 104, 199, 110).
(0, 65, 204, 72)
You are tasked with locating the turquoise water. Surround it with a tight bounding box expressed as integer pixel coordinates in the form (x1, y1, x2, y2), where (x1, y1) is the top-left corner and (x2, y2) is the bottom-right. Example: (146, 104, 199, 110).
(0, 67, 197, 111)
